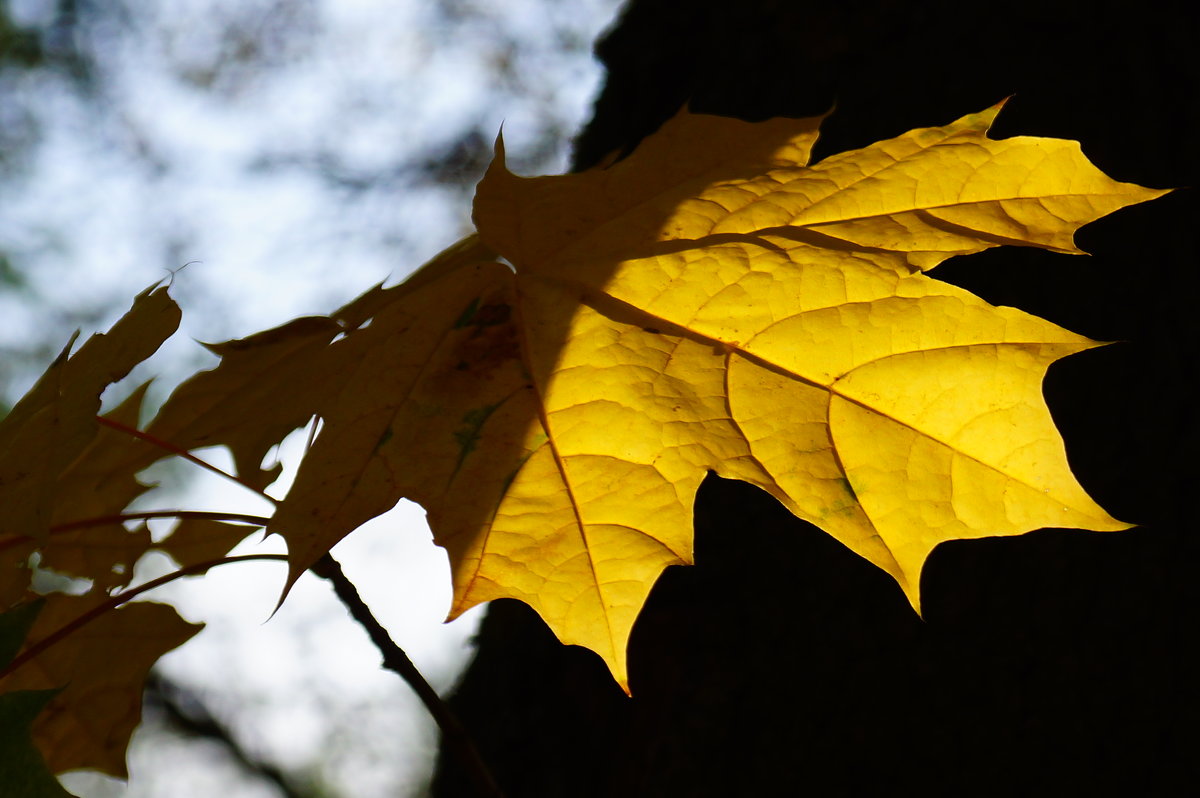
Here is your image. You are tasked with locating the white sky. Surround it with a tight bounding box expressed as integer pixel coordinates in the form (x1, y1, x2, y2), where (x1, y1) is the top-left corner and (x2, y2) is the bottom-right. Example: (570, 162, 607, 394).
(1, 1, 624, 795)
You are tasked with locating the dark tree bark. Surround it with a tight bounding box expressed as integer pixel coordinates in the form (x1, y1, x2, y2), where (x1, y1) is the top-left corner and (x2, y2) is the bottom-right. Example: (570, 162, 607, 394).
(434, 2, 1198, 794)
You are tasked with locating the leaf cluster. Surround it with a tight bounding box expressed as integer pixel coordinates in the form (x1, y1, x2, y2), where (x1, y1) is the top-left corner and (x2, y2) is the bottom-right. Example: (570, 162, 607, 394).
(0, 103, 1164, 787)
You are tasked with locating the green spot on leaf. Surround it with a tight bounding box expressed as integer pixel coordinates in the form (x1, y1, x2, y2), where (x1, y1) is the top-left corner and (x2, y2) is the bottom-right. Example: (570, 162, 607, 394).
(449, 402, 506, 482)
(452, 297, 481, 329)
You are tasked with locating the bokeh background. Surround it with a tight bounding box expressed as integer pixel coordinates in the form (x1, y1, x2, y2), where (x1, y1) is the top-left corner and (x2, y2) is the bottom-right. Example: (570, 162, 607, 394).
(1, 1, 624, 795)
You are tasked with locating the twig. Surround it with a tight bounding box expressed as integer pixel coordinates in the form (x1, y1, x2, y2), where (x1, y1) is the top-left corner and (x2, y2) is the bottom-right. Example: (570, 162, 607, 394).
(0, 554, 288, 680)
(145, 671, 319, 798)
(96, 416, 279, 506)
(49, 510, 271, 534)
(308, 554, 505, 798)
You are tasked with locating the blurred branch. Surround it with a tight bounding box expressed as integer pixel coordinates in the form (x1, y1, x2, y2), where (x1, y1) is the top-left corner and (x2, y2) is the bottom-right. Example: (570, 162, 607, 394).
(309, 554, 505, 798)
(0, 8, 45, 68)
(144, 672, 321, 798)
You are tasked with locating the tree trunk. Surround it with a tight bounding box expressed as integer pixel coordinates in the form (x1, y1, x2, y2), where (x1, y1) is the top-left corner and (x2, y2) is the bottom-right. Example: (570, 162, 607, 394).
(434, 2, 1198, 794)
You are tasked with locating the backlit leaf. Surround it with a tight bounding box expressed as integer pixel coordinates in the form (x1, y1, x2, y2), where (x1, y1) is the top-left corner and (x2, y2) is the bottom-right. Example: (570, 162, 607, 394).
(155, 518, 262, 569)
(0, 594, 202, 777)
(39, 385, 159, 591)
(166, 104, 1166, 690)
(0, 287, 180, 546)
(146, 316, 344, 490)
(0, 602, 76, 797)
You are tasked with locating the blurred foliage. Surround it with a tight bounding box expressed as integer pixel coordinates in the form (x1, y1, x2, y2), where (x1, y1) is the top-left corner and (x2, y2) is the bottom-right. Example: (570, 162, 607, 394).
(1, 0, 96, 403)
(1, 6, 44, 68)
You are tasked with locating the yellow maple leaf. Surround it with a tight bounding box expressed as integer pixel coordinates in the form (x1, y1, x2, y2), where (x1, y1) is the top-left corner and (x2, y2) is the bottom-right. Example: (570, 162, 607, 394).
(0, 287, 180, 545)
(145, 315, 345, 491)
(38, 385, 158, 592)
(154, 517, 263, 569)
(0, 595, 201, 777)
(215, 103, 1162, 690)
(0, 288, 181, 605)
(0, 287, 209, 778)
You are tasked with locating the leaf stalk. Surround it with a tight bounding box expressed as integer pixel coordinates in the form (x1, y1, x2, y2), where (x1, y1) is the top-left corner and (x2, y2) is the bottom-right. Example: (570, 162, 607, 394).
(308, 554, 505, 798)
(0, 553, 288, 681)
